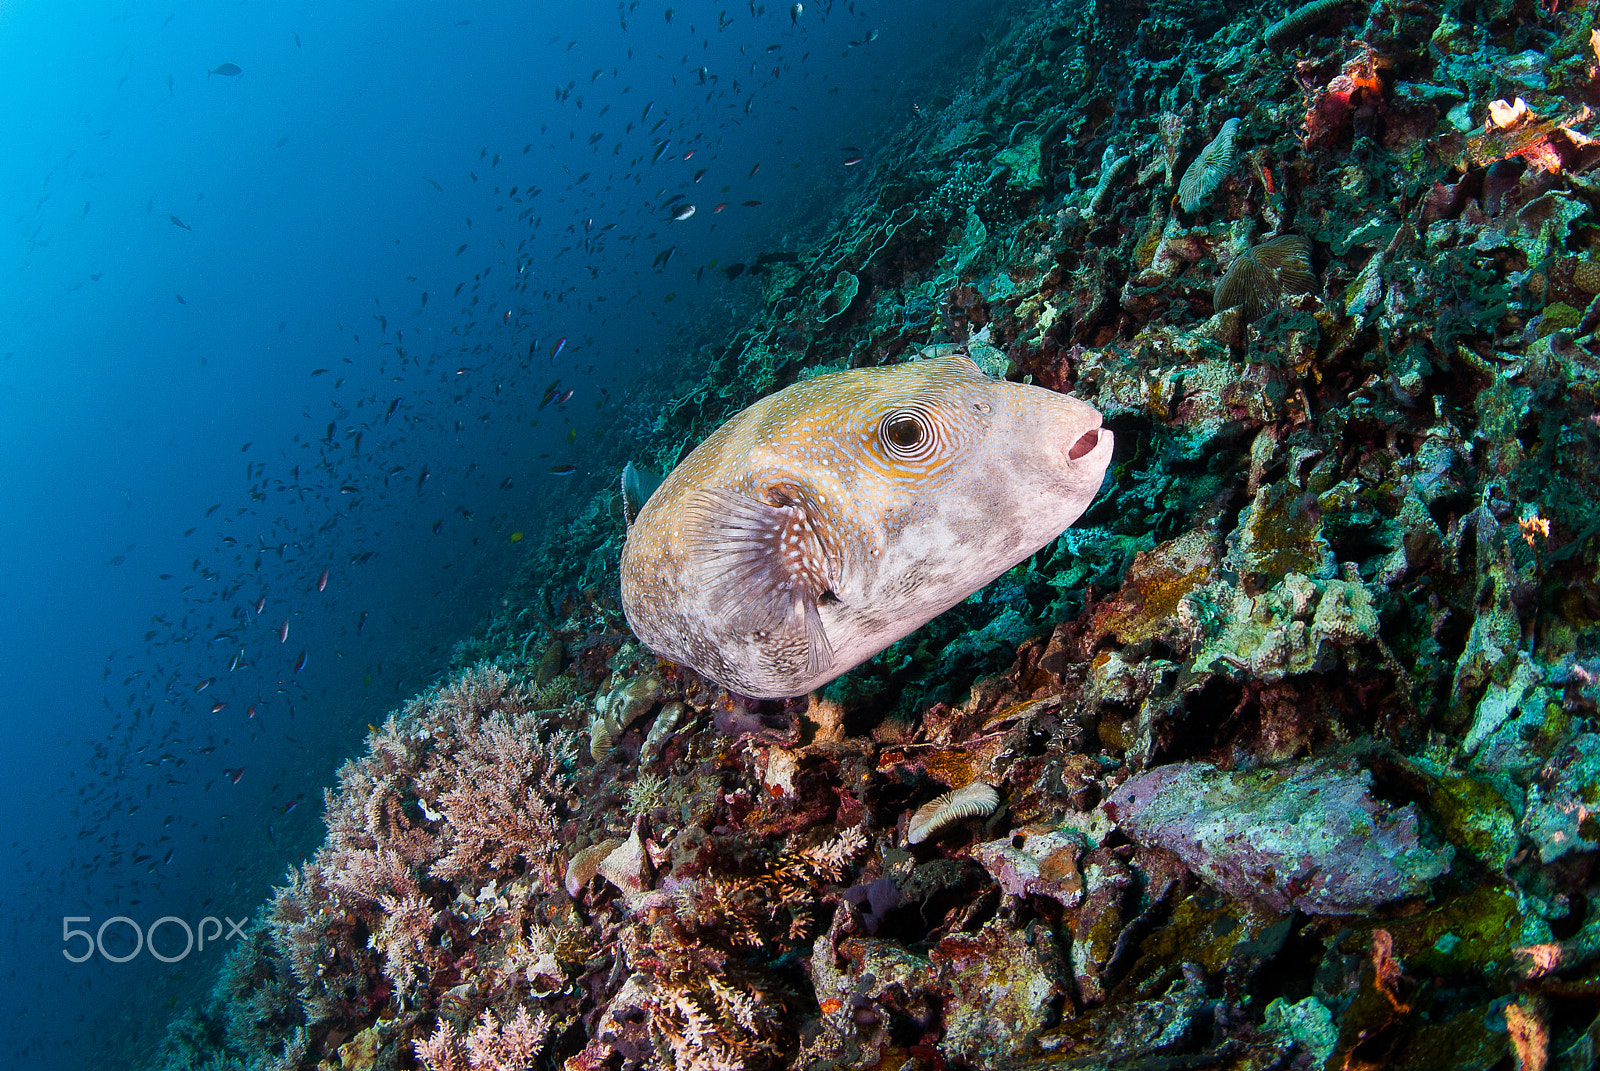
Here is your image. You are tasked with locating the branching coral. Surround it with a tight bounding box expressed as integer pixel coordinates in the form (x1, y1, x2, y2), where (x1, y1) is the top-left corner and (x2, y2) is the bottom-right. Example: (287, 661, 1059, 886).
(369, 892, 439, 992)
(425, 716, 579, 883)
(413, 1006, 551, 1071)
(186, 661, 585, 1051)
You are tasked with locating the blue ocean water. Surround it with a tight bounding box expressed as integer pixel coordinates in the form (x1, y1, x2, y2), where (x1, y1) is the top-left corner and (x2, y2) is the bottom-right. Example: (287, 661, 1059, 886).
(0, 0, 1007, 1064)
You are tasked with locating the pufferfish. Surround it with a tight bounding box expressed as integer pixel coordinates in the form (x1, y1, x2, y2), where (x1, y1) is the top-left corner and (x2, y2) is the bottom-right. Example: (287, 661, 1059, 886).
(619, 354, 1113, 699)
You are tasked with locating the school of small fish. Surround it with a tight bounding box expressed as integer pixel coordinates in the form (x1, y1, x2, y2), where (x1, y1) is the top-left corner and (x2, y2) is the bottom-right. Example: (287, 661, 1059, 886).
(32, 3, 932, 1051)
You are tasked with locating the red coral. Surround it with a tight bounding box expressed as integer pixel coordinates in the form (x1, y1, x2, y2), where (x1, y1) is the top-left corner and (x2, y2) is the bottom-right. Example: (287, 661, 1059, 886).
(1298, 46, 1388, 148)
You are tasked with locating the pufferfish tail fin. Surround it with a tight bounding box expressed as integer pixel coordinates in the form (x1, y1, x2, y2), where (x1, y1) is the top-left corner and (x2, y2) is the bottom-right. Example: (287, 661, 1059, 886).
(683, 487, 835, 678)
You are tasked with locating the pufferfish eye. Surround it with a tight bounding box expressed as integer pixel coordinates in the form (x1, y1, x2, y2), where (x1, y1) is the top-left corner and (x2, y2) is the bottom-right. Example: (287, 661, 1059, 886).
(883, 414, 923, 449)
(876, 407, 938, 462)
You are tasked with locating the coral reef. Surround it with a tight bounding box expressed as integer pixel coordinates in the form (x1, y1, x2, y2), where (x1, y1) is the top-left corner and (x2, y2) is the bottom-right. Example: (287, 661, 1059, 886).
(150, 0, 1600, 1068)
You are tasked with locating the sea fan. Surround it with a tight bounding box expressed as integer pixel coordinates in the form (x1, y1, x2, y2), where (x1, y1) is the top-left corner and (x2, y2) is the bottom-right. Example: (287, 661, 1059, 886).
(907, 782, 1001, 844)
(1214, 233, 1315, 320)
(1177, 117, 1240, 212)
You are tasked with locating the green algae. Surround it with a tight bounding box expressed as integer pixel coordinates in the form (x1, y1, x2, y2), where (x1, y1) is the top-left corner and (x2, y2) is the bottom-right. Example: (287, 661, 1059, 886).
(1389, 881, 1522, 977)
(1404, 758, 1521, 870)
(1118, 893, 1276, 982)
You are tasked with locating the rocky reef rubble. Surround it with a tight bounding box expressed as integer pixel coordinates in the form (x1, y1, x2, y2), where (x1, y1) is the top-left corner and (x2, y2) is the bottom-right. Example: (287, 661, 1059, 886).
(1107, 757, 1453, 914)
(151, 0, 1600, 1067)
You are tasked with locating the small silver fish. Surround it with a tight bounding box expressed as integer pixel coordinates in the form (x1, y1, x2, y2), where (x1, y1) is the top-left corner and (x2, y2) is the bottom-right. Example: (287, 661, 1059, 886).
(619, 354, 1113, 698)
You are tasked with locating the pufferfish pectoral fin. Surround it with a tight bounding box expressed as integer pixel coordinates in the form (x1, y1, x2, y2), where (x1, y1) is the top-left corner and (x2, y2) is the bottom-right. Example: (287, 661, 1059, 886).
(682, 487, 836, 678)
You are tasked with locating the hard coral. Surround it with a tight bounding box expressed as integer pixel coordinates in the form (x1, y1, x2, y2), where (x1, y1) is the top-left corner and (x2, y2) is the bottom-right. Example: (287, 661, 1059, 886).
(1265, 0, 1351, 53)
(1177, 118, 1241, 213)
(413, 1006, 551, 1071)
(1214, 233, 1315, 320)
(905, 782, 1001, 845)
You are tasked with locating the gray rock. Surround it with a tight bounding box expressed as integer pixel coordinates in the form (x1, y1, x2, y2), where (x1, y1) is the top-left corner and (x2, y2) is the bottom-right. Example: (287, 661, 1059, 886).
(1106, 757, 1451, 915)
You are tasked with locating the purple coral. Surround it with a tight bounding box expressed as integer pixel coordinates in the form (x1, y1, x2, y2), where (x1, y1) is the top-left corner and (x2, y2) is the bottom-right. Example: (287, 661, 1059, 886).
(1106, 758, 1452, 915)
(841, 875, 900, 934)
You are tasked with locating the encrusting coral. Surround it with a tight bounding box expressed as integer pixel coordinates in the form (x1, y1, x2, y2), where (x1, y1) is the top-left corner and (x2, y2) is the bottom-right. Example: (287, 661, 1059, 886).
(1107, 757, 1454, 914)
(149, 0, 1600, 1067)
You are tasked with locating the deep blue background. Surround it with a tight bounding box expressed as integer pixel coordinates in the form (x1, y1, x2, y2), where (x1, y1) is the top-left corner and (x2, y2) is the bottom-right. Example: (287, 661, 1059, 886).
(0, 0, 1006, 1063)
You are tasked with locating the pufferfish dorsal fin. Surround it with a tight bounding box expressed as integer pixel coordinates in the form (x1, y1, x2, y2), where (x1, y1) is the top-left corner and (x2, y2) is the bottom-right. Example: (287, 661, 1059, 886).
(621, 461, 662, 528)
(682, 487, 836, 678)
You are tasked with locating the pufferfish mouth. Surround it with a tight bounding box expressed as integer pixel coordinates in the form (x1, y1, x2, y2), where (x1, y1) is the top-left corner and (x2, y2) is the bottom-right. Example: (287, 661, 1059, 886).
(1064, 425, 1113, 468)
(1068, 427, 1104, 461)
